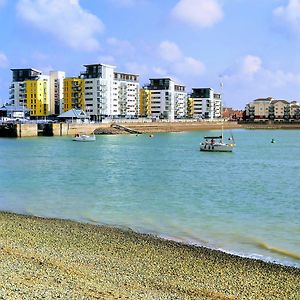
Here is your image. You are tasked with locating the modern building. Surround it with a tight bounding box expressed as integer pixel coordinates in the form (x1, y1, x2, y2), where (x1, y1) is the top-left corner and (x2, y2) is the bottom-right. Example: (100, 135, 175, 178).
(63, 77, 85, 112)
(80, 63, 139, 121)
(189, 88, 222, 119)
(145, 78, 187, 120)
(25, 75, 50, 117)
(9, 68, 66, 118)
(113, 71, 139, 117)
(50, 71, 65, 115)
(9, 68, 42, 108)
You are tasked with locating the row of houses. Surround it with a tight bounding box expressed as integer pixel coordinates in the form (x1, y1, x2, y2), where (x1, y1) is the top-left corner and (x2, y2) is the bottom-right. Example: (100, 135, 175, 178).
(7, 64, 223, 121)
(245, 97, 300, 121)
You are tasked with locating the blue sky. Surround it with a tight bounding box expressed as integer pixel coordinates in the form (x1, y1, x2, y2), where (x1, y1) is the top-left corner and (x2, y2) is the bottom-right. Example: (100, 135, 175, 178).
(1, 0, 300, 109)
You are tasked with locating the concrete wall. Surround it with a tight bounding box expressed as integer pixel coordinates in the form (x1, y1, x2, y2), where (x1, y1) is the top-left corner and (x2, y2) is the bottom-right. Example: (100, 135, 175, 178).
(17, 124, 38, 137)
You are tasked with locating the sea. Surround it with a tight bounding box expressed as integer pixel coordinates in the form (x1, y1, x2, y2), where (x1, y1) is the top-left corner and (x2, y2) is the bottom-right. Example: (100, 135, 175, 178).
(0, 129, 299, 268)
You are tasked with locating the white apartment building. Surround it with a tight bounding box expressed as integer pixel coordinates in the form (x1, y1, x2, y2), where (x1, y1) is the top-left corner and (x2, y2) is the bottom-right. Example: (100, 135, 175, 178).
(81, 64, 139, 121)
(190, 88, 222, 119)
(49, 71, 65, 115)
(147, 78, 187, 120)
(113, 72, 139, 117)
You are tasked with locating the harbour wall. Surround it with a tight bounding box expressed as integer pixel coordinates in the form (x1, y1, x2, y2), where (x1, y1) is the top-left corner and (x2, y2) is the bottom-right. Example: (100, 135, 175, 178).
(0, 123, 111, 138)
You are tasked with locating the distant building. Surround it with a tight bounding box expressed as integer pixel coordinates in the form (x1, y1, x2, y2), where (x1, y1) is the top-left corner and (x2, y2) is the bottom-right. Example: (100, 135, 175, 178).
(189, 88, 222, 119)
(223, 107, 243, 120)
(245, 97, 300, 121)
(80, 64, 139, 121)
(142, 78, 187, 120)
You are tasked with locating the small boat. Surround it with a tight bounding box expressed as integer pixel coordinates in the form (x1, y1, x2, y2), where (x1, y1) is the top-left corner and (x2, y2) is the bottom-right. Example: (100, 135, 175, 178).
(200, 127, 235, 152)
(72, 132, 96, 142)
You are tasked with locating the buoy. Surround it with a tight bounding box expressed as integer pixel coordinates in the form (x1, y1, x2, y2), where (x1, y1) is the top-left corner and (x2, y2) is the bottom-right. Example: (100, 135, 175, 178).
(271, 138, 275, 143)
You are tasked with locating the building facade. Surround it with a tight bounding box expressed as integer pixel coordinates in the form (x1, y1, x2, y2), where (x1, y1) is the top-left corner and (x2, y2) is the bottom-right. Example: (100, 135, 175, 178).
(139, 88, 151, 117)
(245, 97, 300, 121)
(63, 77, 85, 112)
(189, 88, 222, 119)
(145, 78, 187, 120)
(50, 71, 65, 115)
(80, 64, 139, 121)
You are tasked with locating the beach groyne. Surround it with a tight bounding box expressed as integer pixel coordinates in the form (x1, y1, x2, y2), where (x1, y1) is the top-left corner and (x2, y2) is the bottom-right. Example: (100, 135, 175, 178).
(0, 212, 299, 299)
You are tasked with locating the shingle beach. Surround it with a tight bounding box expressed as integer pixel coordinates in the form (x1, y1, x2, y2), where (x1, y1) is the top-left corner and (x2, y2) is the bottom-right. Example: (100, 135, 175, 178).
(0, 212, 299, 299)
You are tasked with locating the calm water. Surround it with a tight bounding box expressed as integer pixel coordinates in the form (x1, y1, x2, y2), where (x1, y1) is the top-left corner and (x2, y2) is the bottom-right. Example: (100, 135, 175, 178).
(0, 129, 299, 267)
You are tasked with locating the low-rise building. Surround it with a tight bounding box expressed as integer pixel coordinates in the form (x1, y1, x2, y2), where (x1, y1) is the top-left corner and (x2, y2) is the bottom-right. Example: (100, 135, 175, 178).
(245, 97, 300, 121)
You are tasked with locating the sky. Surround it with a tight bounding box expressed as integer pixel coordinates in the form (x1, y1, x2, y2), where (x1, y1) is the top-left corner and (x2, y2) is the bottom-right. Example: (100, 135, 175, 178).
(1, 0, 300, 109)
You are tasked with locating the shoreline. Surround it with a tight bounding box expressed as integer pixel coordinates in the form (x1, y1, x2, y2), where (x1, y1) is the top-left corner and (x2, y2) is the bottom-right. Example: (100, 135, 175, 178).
(1, 211, 299, 299)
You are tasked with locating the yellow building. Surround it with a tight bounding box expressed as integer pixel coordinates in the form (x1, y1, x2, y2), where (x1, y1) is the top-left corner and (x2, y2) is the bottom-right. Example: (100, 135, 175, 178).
(139, 88, 151, 117)
(63, 78, 85, 112)
(187, 97, 194, 118)
(25, 78, 50, 117)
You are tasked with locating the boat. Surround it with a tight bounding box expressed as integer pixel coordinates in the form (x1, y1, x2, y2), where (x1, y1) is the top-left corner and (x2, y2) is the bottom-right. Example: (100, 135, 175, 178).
(72, 132, 96, 142)
(200, 126, 235, 152)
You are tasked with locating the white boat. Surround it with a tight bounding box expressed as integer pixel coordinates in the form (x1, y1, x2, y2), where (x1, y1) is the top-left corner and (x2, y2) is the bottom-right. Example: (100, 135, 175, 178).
(72, 133, 96, 142)
(200, 127, 235, 152)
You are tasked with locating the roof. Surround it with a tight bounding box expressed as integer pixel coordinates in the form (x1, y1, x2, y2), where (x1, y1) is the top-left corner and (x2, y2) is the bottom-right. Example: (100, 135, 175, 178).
(57, 109, 88, 119)
(270, 100, 289, 104)
(0, 105, 31, 112)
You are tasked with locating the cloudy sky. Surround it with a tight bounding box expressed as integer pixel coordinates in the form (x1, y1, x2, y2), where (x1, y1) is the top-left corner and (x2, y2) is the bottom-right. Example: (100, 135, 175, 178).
(1, 0, 300, 108)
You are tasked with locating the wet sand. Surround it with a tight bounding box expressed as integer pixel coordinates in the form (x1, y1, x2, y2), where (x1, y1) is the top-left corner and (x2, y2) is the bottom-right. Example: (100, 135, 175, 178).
(0, 212, 299, 299)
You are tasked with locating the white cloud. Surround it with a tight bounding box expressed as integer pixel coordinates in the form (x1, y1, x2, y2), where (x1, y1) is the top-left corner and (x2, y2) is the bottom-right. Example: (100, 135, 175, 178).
(159, 41, 182, 62)
(17, 0, 104, 51)
(273, 0, 300, 36)
(158, 40, 205, 76)
(241, 55, 262, 76)
(0, 52, 8, 68)
(106, 37, 135, 57)
(171, 0, 223, 28)
(221, 54, 300, 105)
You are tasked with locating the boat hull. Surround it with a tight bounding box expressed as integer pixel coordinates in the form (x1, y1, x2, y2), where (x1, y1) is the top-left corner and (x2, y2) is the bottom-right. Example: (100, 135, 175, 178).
(200, 143, 234, 152)
(72, 135, 96, 142)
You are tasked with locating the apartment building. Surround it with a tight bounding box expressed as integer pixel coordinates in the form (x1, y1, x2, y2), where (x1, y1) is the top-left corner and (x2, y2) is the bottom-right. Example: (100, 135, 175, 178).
(144, 78, 187, 120)
(9, 68, 42, 108)
(113, 72, 139, 117)
(189, 88, 222, 119)
(80, 64, 139, 121)
(50, 71, 65, 115)
(63, 77, 85, 112)
(9, 68, 52, 117)
(245, 97, 300, 121)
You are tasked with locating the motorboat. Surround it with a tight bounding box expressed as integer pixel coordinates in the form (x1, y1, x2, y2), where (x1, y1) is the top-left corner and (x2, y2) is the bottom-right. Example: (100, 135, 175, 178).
(200, 127, 235, 152)
(72, 133, 96, 142)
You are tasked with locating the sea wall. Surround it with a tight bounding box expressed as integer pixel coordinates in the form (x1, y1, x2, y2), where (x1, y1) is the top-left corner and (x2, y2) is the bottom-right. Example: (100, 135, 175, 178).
(0, 123, 112, 138)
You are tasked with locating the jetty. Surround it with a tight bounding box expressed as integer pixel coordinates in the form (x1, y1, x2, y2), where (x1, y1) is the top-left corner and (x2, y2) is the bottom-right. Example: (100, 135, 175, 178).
(111, 123, 142, 134)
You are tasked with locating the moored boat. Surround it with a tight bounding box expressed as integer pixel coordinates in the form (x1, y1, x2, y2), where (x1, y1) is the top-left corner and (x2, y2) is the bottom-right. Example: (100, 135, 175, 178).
(72, 133, 96, 142)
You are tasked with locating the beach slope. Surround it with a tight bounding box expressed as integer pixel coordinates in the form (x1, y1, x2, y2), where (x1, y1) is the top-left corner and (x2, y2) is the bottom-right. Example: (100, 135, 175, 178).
(0, 212, 299, 299)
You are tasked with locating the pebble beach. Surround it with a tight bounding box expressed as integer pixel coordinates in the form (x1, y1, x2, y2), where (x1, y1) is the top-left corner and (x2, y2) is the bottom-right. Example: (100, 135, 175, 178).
(0, 212, 299, 299)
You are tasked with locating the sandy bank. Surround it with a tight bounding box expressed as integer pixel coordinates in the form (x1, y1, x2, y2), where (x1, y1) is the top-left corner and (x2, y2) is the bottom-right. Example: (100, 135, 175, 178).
(0, 212, 299, 299)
